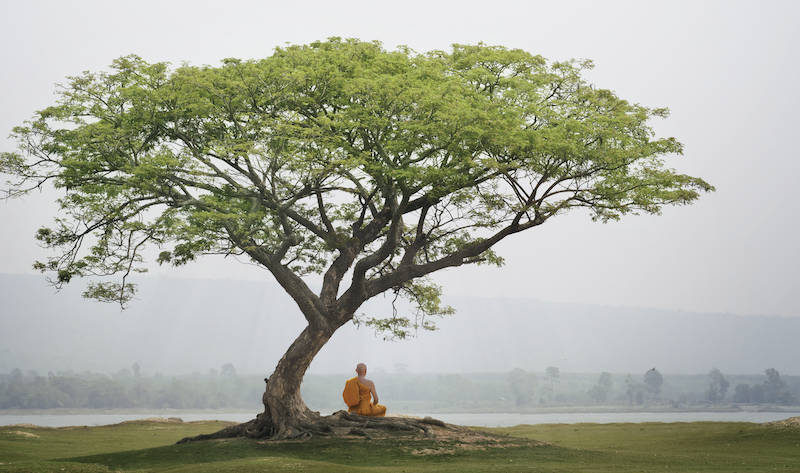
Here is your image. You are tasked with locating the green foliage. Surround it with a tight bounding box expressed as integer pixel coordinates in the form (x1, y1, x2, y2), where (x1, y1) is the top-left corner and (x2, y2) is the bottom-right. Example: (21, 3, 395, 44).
(2, 39, 712, 343)
(353, 279, 454, 340)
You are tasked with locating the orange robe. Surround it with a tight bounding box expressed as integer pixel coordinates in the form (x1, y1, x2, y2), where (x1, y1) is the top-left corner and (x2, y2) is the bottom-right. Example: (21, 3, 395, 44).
(343, 377, 386, 417)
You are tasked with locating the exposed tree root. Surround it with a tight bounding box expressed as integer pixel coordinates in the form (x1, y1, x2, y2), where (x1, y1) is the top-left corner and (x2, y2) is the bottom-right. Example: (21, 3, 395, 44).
(176, 410, 456, 444)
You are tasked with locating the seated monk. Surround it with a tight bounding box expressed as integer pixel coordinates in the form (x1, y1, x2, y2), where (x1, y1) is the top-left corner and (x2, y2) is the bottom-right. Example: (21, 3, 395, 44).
(342, 363, 386, 417)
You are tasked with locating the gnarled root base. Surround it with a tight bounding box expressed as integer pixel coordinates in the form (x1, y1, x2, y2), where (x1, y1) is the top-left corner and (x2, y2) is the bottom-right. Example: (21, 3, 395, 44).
(176, 410, 453, 444)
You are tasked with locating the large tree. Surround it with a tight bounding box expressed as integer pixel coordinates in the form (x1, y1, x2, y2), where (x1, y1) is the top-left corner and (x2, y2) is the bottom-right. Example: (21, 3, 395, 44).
(1, 38, 712, 438)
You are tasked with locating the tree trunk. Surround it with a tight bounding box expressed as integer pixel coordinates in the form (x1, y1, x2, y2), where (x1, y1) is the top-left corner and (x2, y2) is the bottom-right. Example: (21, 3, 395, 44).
(250, 323, 334, 438)
(175, 315, 461, 444)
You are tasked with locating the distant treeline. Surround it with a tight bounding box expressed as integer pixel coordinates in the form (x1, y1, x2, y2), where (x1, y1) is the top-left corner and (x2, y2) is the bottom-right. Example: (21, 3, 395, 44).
(0, 364, 263, 410)
(1, 366, 797, 411)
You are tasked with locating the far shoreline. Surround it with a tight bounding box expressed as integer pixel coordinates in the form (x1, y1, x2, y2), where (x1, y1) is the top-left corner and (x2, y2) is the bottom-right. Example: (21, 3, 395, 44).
(1, 404, 795, 416)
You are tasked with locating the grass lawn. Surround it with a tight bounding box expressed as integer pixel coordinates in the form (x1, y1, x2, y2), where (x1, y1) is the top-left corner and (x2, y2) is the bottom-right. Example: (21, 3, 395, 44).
(1, 417, 798, 472)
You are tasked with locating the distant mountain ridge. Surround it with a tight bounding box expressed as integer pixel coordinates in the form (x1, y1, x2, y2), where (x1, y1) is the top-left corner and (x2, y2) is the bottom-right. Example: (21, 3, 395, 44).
(1, 273, 798, 376)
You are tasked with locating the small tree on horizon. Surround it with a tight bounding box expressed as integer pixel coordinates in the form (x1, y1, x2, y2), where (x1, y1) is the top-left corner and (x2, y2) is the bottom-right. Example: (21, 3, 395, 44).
(598, 372, 613, 392)
(644, 368, 663, 396)
(590, 372, 613, 404)
(625, 374, 645, 405)
(706, 367, 729, 403)
(763, 368, 793, 404)
(544, 366, 561, 399)
(507, 368, 538, 406)
(0, 39, 712, 438)
(220, 363, 237, 377)
(588, 385, 607, 404)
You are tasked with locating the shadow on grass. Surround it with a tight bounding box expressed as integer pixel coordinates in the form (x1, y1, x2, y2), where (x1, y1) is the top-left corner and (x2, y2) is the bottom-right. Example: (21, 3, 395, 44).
(59, 434, 575, 471)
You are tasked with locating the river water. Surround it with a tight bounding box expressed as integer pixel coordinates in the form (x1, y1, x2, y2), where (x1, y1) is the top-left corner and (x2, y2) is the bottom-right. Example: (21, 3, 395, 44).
(2, 411, 799, 428)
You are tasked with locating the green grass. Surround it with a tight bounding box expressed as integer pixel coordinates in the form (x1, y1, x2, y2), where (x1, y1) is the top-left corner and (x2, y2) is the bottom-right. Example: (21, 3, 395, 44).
(495, 421, 800, 471)
(1, 419, 799, 472)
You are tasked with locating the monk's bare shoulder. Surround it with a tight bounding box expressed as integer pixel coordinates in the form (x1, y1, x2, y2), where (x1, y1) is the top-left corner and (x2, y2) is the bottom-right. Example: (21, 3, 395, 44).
(360, 378, 376, 389)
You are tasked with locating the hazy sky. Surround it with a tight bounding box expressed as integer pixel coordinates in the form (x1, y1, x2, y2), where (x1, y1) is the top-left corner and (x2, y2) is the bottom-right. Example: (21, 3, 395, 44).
(2, 0, 799, 320)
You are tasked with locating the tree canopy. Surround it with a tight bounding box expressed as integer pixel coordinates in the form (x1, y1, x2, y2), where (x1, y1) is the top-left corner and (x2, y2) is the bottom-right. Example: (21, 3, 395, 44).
(706, 367, 730, 403)
(507, 367, 538, 405)
(2, 38, 713, 437)
(644, 369, 664, 396)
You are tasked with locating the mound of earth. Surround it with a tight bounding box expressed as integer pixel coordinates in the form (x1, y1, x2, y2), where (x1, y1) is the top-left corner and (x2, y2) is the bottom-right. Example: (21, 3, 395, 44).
(176, 411, 541, 446)
(761, 416, 800, 428)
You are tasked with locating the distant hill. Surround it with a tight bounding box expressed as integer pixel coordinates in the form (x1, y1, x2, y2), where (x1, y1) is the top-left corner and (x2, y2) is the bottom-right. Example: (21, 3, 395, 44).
(1, 273, 798, 376)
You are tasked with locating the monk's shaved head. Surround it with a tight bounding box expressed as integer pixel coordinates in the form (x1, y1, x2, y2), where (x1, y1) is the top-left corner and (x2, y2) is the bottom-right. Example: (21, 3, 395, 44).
(356, 363, 367, 375)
